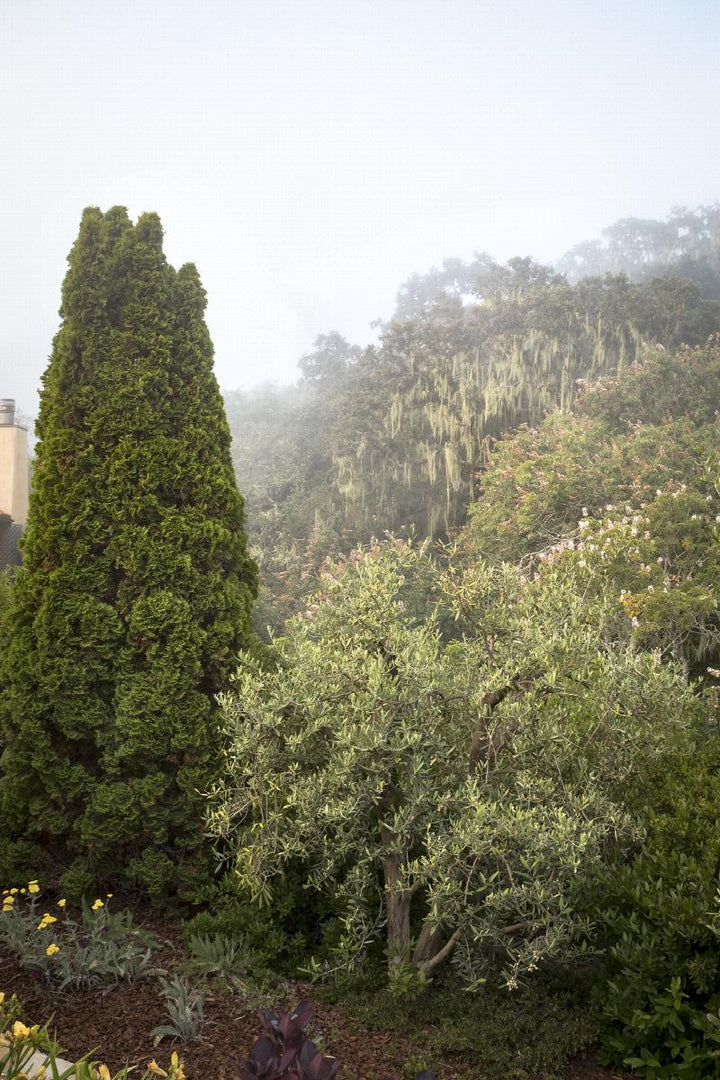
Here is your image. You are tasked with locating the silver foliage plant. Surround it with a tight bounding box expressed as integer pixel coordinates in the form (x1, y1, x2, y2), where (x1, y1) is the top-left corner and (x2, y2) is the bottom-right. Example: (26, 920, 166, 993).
(208, 538, 703, 992)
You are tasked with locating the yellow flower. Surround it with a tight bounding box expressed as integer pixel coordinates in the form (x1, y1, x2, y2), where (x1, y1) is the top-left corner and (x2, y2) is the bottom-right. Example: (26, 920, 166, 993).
(46, 943, 60, 957)
(37, 913, 58, 930)
(2, 904, 13, 913)
(57, 898, 67, 908)
(0, 991, 5, 1003)
(169, 1052, 185, 1079)
(28, 882, 40, 894)
(4, 894, 15, 904)
(12, 1020, 31, 1039)
(147, 1062, 168, 1077)
(106, 893, 113, 898)
(20, 888, 26, 894)
(91, 899, 104, 911)
(9, 888, 18, 895)
(97, 1065, 111, 1080)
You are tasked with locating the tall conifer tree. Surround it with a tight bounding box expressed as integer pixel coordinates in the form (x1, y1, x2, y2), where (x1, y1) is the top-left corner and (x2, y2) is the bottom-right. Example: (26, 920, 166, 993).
(0, 207, 257, 899)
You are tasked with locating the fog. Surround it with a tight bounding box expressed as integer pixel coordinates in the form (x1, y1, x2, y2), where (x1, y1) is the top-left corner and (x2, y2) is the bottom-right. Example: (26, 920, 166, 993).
(1, 0, 719, 417)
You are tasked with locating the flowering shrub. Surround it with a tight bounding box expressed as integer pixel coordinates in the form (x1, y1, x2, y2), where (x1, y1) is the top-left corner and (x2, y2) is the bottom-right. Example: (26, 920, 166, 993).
(0, 989, 186, 1079)
(458, 340, 720, 573)
(0, 883, 156, 990)
(541, 487, 720, 673)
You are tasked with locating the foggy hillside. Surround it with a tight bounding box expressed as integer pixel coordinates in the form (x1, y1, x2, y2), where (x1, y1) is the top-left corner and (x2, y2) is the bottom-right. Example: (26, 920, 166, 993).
(223, 205, 720, 634)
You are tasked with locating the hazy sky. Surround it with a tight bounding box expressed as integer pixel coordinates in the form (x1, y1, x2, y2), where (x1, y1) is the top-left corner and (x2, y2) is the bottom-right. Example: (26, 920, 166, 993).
(1, 0, 719, 417)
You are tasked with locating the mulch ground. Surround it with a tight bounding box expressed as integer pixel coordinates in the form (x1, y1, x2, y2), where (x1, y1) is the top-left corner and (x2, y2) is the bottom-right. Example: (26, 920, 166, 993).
(0, 913, 627, 1080)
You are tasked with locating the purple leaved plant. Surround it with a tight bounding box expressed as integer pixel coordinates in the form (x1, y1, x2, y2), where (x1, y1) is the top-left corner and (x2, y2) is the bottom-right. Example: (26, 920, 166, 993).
(233, 1001, 436, 1080)
(233, 1002, 339, 1080)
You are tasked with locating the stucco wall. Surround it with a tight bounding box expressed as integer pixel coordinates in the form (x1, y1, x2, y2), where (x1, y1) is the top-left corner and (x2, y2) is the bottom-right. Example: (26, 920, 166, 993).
(0, 424, 29, 526)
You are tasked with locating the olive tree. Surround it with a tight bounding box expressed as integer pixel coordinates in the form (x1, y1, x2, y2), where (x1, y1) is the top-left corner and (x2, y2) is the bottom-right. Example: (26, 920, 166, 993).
(209, 540, 699, 990)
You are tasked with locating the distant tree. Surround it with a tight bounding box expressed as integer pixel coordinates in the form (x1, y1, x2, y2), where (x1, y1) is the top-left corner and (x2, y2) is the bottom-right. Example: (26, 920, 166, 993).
(0, 206, 257, 900)
(474, 256, 566, 302)
(458, 339, 720, 560)
(393, 253, 496, 320)
(558, 204, 720, 298)
(225, 335, 363, 639)
(297, 331, 362, 383)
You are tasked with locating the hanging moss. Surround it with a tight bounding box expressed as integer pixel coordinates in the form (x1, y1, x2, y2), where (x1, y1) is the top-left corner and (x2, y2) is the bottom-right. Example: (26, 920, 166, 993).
(328, 269, 720, 541)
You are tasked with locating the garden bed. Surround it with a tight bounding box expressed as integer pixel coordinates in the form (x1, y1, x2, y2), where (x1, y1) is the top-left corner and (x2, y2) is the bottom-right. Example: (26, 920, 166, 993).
(0, 939, 627, 1079)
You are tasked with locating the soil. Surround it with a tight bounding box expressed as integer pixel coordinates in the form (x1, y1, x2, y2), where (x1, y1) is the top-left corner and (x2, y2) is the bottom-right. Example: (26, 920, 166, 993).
(0, 913, 628, 1080)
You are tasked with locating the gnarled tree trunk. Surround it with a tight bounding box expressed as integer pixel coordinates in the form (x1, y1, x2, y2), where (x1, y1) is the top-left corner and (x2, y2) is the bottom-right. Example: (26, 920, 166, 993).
(380, 822, 412, 976)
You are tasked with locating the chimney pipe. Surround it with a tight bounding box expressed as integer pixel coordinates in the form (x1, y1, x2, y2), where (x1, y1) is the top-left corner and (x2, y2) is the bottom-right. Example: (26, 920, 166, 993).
(0, 399, 15, 426)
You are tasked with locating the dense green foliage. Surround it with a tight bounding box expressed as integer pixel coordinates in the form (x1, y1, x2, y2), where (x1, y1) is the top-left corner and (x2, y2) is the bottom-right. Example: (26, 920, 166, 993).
(590, 741, 720, 1077)
(0, 569, 13, 621)
(0, 207, 257, 900)
(332, 969, 599, 1080)
(448, 343, 720, 1073)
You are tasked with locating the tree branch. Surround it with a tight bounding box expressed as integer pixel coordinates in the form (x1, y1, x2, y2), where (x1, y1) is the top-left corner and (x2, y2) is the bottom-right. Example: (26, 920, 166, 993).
(417, 927, 462, 975)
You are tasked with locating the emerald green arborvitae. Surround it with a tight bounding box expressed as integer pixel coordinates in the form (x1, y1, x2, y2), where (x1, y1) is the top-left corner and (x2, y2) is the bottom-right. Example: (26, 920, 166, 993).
(0, 207, 257, 900)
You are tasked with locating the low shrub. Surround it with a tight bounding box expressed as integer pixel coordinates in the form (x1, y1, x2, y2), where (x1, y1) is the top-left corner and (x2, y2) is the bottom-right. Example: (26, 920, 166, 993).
(324, 966, 599, 1080)
(602, 977, 720, 1078)
(0, 838, 47, 890)
(0, 882, 156, 989)
(182, 867, 339, 976)
(184, 930, 265, 980)
(151, 976, 205, 1044)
